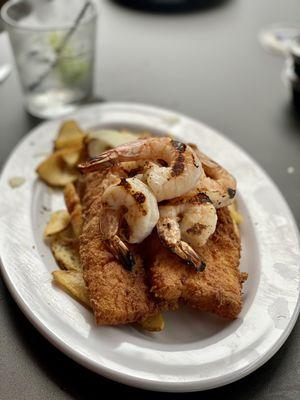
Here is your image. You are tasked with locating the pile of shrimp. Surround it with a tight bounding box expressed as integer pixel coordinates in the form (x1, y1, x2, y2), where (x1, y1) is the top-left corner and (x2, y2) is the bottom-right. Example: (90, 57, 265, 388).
(79, 136, 236, 272)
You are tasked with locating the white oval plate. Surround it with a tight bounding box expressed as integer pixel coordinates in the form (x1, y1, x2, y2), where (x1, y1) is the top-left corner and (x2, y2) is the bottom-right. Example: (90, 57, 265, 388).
(0, 103, 299, 392)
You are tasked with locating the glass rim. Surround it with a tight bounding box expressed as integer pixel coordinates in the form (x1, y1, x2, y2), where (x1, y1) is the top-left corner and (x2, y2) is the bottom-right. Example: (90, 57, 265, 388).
(1, 0, 98, 32)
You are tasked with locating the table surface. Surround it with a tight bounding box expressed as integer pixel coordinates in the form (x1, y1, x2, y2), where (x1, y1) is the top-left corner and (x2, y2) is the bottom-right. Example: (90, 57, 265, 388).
(1, 0, 300, 398)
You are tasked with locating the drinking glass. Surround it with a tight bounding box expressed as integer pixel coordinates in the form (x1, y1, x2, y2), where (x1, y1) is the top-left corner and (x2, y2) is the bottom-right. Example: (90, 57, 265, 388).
(1, 0, 98, 119)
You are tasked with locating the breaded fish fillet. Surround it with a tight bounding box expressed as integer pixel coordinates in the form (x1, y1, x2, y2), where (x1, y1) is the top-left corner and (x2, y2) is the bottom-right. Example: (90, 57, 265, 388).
(146, 207, 246, 319)
(79, 170, 158, 325)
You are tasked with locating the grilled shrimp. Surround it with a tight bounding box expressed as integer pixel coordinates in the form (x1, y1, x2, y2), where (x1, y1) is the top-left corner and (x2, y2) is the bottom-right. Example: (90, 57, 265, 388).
(189, 145, 237, 208)
(79, 137, 203, 202)
(99, 207, 136, 270)
(99, 176, 159, 269)
(157, 193, 217, 271)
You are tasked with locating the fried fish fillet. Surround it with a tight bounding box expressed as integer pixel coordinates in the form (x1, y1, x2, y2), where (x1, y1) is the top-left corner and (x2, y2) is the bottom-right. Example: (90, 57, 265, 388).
(79, 170, 158, 325)
(145, 207, 246, 319)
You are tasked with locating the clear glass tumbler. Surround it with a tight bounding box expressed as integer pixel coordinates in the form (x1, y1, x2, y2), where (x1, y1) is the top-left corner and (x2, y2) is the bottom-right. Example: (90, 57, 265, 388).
(1, 0, 98, 119)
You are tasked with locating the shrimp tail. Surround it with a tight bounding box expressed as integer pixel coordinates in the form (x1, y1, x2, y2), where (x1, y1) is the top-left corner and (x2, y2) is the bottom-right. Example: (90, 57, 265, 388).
(157, 219, 205, 272)
(107, 236, 136, 271)
(78, 152, 118, 173)
(173, 241, 206, 272)
(78, 139, 147, 173)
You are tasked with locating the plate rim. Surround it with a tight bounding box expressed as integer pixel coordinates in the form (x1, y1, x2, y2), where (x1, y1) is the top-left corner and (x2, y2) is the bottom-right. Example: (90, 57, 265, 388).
(0, 101, 299, 392)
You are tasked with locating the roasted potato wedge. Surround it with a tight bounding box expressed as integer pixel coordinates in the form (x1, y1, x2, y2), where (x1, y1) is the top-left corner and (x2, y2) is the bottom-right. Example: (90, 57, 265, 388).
(138, 313, 165, 332)
(37, 148, 79, 187)
(44, 210, 70, 237)
(56, 225, 76, 243)
(228, 202, 243, 237)
(52, 270, 91, 309)
(64, 183, 83, 238)
(87, 130, 138, 158)
(69, 204, 83, 238)
(55, 120, 85, 150)
(61, 146, 82, 167)
(64, 182, 81, 211)
(51, 238, 81, 271)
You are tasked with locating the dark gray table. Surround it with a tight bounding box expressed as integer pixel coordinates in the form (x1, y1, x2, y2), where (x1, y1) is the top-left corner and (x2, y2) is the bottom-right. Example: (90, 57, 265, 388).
(1, 0, 300, 398)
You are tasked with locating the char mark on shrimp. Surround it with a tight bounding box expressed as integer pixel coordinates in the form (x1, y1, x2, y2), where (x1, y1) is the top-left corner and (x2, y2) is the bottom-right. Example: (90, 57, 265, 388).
(118, 177, 131, 189)
(186, 223, 207, 235)
(171, 153, 185, 177)
(133, 192, 146, 204)
(157, 159, 168, 167)
(118, 178, 146, 208)
(159, 192, 211, 207)
(227, 188, 236, 199)
(191, 192, 212, 204)
(171, 140, 187, 153)
(170, 140, 188, 177)
(126, 166, 144, 177)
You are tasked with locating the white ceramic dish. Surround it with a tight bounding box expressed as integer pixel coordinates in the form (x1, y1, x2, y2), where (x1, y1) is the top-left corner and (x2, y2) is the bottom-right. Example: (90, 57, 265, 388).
(0, 103, 299, 392)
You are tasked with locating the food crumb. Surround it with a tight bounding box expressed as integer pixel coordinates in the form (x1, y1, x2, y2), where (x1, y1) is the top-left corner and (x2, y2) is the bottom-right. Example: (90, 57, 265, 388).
(287, 166, 295, 174)
(33, 152, 49, 158)
(42, 205, 51, 212)
(8, 177, 25, 188)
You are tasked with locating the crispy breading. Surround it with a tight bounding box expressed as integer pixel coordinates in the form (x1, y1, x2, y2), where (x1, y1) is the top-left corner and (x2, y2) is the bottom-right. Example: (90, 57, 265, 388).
(145, 207, 245, 319)
(79, 170, 158, 325)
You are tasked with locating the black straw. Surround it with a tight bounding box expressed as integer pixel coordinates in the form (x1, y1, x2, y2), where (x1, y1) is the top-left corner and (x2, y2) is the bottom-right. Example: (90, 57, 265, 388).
(27, 1, 91, 92)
